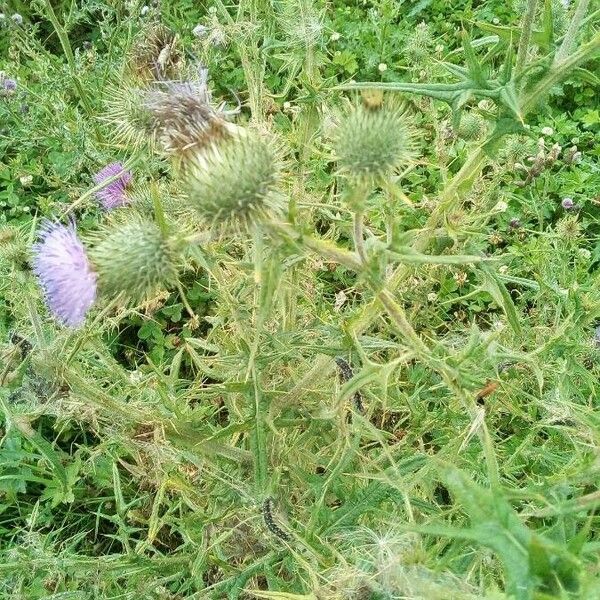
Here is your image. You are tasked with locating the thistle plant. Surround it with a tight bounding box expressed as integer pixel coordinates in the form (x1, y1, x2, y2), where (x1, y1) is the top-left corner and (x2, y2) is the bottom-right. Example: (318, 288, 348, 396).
(5, 0, 600, 597)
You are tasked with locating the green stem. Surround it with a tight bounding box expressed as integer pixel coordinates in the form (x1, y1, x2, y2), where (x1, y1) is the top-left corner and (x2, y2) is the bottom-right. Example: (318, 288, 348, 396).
(267, 221, 362, 271)
(42, 0, 94, 116)
(515, 0, 539, 75)
(555, 0, 591, 63)
(353, 211, 368, 264)
(250, 367, 268, 492)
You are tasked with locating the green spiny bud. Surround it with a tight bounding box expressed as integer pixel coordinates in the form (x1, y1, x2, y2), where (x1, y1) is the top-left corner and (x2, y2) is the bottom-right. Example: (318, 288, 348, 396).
(89, 218, 180, 304)
(0, 225, 27, 269)
(456, 112, 485, 141)
(185, 132, 283, 231)
(333, 103, 417, 180)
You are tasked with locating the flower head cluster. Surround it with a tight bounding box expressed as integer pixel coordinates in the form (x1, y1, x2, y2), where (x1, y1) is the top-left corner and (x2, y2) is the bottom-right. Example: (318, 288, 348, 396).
(93, 162, 132, 210)
(33, 222, 97, 327)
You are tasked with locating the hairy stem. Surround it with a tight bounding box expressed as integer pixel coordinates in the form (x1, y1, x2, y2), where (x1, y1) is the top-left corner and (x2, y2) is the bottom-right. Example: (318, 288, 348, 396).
(555, 0, 591, 63)
(353, 211, 368, 264)
(515, 0, 539, 74)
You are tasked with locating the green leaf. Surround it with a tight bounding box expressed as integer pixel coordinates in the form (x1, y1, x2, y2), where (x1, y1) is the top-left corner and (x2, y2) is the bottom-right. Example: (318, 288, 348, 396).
(462, 31, 489, 88)
(477, 266, 523, 337)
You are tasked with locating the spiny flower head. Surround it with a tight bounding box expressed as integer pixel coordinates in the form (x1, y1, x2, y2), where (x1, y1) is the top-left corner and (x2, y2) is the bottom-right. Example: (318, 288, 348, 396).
(89, 218, 179, 304)
(93, 162, 132, 210)
(185, 132, 283, 231)
(333, 102, 417, 180)
(32, 221, 97, 327)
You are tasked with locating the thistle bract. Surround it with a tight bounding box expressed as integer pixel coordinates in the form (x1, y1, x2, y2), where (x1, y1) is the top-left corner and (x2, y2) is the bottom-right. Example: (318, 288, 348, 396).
(186, 133, 282, 230)
(33, 222, 97, 327)
(94, 162, 132, 210)
(90, 219, 179, 304)
(333, 104, 416, 180)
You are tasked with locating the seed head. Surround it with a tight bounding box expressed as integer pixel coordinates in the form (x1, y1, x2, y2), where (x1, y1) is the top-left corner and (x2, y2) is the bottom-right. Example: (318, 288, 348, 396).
(186, 132, 283, 231)
(93, 162, 132, 210)
(143, 75, 238, 159)
(32, 222, 97, 327)
(89, 218, 179, 304)
(333, 103, 417, 180)
(127, 23, 184, 82)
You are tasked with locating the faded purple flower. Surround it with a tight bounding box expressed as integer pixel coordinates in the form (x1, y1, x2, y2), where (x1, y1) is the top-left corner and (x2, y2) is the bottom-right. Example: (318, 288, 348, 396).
(561, 197, 574, 210)
(33, 221, 97, 327)
(509, 217, 521, 229)
(93, 162, 132, 210)
(3, 78, 16, 91)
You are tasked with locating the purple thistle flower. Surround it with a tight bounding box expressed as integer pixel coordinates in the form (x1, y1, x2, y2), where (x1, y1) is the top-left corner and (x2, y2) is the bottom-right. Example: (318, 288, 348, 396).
(93, 162, 132, 210)
(33, 221, 97, 327)
(561, 197, 574, 210)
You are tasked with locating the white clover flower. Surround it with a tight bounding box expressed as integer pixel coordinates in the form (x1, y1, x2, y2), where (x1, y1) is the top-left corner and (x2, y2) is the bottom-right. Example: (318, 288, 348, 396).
(541, 126, 554, 136)
(427, 292, 437, 302)
(493, 200, 508, 212)
(330, 31, 340, 41)
(378, 63, 387, 72)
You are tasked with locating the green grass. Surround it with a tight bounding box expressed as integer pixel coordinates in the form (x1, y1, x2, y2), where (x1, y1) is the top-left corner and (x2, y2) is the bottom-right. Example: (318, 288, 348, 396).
(1, 0, 600, 598)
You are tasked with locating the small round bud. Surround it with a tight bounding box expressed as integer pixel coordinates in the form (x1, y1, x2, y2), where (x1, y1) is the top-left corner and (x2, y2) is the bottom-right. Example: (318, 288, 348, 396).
(11, 13, 23, 25)
(90, 218, 180, 304)
(561, 197, 574, 210)
(186, 133, 283, 231)
(333, 103, 417, 180)
(456, 112, 485, 140)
